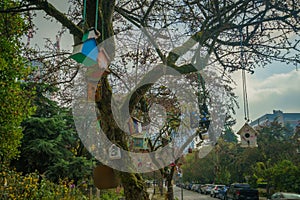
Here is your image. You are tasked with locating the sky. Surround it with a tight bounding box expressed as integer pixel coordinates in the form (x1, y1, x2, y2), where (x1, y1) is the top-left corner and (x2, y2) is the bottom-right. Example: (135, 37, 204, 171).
(232, 63, 300, 131)
(29, 1, 300, 133)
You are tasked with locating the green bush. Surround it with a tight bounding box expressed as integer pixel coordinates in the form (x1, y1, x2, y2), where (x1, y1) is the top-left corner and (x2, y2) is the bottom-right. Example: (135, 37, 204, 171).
(0, 167, 88, 200)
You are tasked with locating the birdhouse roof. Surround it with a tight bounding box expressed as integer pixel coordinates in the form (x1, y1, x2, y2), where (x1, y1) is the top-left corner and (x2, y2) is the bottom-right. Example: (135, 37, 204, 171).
(131, 133, 145, 139)
(131, 117, 142, 123)
(236, 123, 259, 136)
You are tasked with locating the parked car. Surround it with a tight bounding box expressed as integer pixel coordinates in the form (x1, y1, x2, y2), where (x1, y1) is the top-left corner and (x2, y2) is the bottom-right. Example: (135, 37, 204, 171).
(269, 192, 300, 200)
(211, 185, 226, 198)
(191, 184, 201, 192)
(218, 186, 228, 200)
(205, 184, 215, 195)
(199, 184, 207, 194)
(186, 183, 193, 190)
(225, 183, 259, 200)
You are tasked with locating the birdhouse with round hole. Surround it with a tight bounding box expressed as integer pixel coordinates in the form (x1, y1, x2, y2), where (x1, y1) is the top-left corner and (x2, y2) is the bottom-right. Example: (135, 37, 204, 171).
(70, 28, 100, 66)
(109, 144, 121, 160)
(237, 123, 258, 148)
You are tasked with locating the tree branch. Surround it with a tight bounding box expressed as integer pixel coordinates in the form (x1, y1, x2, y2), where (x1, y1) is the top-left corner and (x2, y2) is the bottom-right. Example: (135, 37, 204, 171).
(27, 0, 83, 38)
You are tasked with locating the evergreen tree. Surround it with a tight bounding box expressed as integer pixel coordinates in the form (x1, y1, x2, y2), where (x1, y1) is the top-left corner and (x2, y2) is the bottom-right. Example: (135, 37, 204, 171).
(12, 85, 93, 184)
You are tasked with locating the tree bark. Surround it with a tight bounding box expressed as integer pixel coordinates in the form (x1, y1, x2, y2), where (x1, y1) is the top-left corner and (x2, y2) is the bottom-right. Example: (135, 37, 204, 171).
(91, 1, 150, 199)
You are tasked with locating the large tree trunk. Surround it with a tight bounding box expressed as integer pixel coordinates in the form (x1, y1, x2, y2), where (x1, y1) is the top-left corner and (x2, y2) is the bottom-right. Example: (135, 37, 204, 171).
(82, 0, 150, 199)
(97, 74, 150, 200)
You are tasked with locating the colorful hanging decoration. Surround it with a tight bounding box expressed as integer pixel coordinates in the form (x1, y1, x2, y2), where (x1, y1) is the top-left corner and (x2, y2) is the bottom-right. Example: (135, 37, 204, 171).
(109, 144, 121, 160)
(70, 0, 102, 67)
(127, 117, 149, 151)
(131, 134, 148, 150)
(70, 28, 100, 66)
(128, 117, 143, 135)
(237, 123, 258, 148)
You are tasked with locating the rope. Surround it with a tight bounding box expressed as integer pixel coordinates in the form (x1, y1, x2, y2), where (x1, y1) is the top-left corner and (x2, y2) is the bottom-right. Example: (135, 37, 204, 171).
(95, 0, 99, 30)
(240, 27, 250, 122)
(82, 0, 99, 30)
(82, 0, 87, 27)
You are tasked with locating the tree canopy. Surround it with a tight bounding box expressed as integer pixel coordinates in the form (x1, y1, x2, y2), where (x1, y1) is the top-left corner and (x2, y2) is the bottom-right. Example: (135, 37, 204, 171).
(0, 0, 35, 165)
(1, 0, 299, 199)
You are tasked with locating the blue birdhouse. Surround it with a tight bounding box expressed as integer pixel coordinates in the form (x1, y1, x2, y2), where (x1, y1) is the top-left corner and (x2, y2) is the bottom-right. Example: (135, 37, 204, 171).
(70, 38, 99, 66)
(70, 28, 100, 66)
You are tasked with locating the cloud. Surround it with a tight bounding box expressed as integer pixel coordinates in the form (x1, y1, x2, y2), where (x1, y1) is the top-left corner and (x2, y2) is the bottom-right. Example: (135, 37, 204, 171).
(233, 69, 300, 130)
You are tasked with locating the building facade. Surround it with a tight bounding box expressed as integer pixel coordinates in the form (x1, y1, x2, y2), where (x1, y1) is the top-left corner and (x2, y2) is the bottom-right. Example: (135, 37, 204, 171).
(250, 110, 300, 131)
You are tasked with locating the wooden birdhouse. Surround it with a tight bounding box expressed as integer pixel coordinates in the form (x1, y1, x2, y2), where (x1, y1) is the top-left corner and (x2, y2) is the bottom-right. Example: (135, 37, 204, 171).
(93, 165, 120, 189)
(237, 123, 258, 148)
(128, 117, 142, 135)
(97, 47, 110, 70)
(109, 144, 121, 160)
(131, 134, 148, 151)
(70, 28, 100, 66)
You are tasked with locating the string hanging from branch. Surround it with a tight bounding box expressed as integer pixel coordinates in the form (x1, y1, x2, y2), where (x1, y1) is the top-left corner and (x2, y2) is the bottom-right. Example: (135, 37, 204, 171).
(236, 27, 258, 148)
(70, 0, 101, 66)
(239, 27, 250, 122)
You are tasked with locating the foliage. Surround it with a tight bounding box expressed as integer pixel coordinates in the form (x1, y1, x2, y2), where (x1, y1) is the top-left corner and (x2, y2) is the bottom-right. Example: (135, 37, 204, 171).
(181, 121, 299, 194)
(0, 167, 88, 200)
(222, 127, 238, 143)
(100, 189, 124, 200)
(0, 0, 35, 164)
(12, 85, 93, 184)
(2, 0, 300, 199)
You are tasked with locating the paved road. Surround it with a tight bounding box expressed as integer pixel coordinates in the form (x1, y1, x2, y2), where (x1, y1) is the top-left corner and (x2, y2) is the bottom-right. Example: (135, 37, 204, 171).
(174, 186, 216, 200)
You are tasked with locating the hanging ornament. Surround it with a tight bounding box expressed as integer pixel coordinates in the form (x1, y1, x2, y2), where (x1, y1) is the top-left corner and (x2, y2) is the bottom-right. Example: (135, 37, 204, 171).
(237, 123, 258, 148)
(70, 28, 99, 66)
(109, 144, 121, 160)
(236, 27, 258, 148)
(70, 0, 101, 66)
